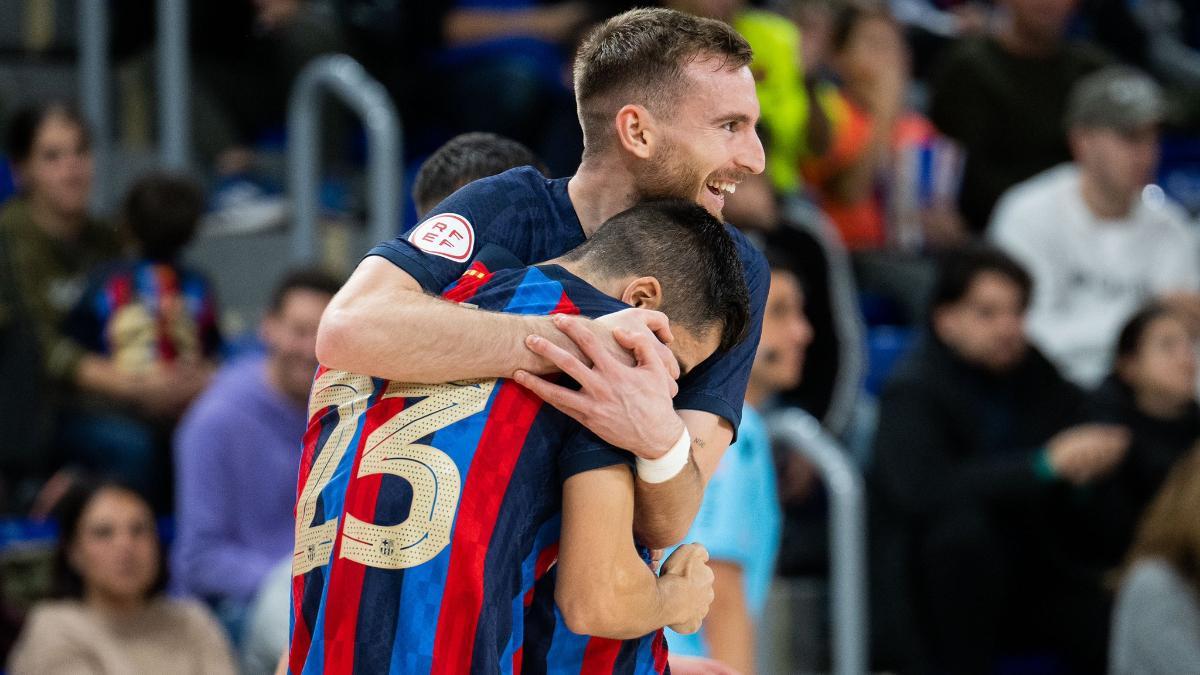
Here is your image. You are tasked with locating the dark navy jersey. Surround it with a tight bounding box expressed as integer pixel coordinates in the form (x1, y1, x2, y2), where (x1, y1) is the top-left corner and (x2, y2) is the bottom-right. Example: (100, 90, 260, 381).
(288, 258, 663, 675)
(367, 166, 769, 435)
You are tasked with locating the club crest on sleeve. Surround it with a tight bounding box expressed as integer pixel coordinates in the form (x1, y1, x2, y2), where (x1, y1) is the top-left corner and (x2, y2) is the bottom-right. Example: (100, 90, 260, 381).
(408, 213, 475, 262)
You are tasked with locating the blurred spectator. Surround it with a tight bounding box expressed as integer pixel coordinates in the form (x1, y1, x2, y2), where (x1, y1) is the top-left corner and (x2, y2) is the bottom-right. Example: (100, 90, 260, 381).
(412, 132, 547, 217)
(7, 480, 236, 674)
(665, 250, 814, 672)
(1074, 304, 1200, 569)
(58, 173, 220, 505)
(802, 3, 967, 253)
(803, 4, 907, 250)
(1110, 446, 1200, 675)
(929, 0, 1109, 231)
(870, 247, 1130, 673)
(990, 67, 1200, 389)
(171, 268, 340, 638)
(0, 102, 119, 511)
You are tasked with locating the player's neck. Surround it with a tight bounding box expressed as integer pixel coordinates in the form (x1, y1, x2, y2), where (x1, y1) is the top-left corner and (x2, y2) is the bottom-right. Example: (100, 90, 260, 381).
(568, 156, 641, 237)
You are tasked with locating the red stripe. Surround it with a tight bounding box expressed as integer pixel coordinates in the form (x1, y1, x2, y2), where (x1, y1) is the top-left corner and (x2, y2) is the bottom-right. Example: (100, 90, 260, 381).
(512, 646, 523, 674)
(580, 637, 622, 675)
(652, 629, 669, 673)
(551, 291, 579, 316)
(320, 394, 401, 674)
(443, 261, 493, 304)
(288, 573, 312, 675)
(429, 381, 544, 672)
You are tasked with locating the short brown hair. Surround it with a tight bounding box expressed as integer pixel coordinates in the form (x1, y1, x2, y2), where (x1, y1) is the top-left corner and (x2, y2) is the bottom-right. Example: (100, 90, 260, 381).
(573, 8, 752, 156)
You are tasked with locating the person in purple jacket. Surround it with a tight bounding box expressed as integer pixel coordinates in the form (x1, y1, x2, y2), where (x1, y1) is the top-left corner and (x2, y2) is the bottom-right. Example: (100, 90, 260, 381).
(170, 268, 341, 637)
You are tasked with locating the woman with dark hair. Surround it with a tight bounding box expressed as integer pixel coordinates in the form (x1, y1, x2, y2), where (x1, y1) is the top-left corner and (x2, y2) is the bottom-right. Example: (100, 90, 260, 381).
(1110, 447, 1200, 674)
(6, 480, 235, 674)
(1069, 304, 1200, 575)
(0, 101, 119, 508)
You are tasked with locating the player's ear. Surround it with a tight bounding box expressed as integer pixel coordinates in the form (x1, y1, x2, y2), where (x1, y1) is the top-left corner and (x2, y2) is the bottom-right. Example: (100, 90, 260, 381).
(621, 276, 663, 310)
(614, 104, 655, 160)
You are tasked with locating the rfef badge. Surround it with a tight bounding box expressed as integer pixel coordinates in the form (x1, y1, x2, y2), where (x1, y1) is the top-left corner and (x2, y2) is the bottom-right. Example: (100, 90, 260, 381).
(408, 213, 475, 262)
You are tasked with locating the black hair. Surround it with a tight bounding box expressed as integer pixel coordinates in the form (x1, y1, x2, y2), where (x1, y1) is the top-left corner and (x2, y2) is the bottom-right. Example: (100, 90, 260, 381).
(929, 246, 1033, 318)
(1116, 303, 1179, 361)
(51, 478, 167, 600)
(4, 100, 91, 165)
(412, 133, 547, 216)
(268, 267, 343, 314)
(562, 199, 751, 352)
(121, 172, 205, 261)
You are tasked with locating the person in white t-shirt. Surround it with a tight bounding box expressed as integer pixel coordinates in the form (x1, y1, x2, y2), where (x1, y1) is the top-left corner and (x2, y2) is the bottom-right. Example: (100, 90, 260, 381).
(990, 66, 1200, 389)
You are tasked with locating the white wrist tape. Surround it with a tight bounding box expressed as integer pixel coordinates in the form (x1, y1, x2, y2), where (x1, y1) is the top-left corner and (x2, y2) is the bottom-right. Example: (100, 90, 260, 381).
(636, 428, 691, 484)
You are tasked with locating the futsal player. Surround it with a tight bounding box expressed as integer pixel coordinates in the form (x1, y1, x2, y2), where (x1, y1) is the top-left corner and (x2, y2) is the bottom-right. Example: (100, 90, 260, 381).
(315, 7, 769, 551)
(288, 200, 750, 674)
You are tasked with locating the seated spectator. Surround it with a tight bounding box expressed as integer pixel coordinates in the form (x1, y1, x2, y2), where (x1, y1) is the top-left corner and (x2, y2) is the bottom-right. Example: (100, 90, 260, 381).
(990, 66, 1200, 389)
(171, 268, 340, 637)
(59, 173, 218, 505)
(7, 479, 236, 674)
(1075, 304, 1200, 569)
(870, 247, 1130, 674)
(1110, 446, 1200, 675)
(412, 132, 547, 217)
(0, 102, 119, 511)
(929, 0, 1109, 231)
(665, 250, 814, 673)
(803, 3, 966, 252)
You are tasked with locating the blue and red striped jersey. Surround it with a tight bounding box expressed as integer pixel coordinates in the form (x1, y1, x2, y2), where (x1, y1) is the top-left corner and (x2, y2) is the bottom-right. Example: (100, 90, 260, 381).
(64, 259, 222, 370)
(288, 258, 665, 675)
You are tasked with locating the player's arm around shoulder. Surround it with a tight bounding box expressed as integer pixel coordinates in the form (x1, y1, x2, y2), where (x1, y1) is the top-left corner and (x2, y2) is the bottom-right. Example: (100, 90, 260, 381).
(315, 255, 580, 382)
(557, 464, 714, 640)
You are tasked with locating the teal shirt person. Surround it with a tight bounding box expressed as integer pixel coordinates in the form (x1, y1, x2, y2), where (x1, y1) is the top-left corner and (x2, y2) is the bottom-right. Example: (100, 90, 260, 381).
(665, 404, 782, 656)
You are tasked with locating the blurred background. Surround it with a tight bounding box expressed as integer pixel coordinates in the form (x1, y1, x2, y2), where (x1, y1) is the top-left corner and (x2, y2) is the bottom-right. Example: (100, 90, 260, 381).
(2, 0, 1200, 673)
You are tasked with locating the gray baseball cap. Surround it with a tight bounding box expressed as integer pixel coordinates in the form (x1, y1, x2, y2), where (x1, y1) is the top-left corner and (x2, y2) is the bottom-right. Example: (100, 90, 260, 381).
(1065, 66, 1165, 133)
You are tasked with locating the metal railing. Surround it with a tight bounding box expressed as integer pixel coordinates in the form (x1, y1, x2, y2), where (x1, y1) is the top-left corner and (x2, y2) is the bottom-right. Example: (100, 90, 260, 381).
(78, 0, 192, 210)
(78, 0, 111, 211)
(769, 408, 868, 675)
(156, 0, 189, 169)
(783, 198, 868, 440)
(287, 54, 402, 262)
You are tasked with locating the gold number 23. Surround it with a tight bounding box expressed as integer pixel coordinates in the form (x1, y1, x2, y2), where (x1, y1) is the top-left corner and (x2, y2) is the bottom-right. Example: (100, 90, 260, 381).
(293, 370, 496, 575)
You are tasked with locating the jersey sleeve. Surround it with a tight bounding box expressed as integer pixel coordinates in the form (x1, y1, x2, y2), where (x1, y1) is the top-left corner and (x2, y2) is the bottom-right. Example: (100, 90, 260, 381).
(558, 427, 634, 482)
(673, 231, 768, 438)
(364, 168, 542, 292)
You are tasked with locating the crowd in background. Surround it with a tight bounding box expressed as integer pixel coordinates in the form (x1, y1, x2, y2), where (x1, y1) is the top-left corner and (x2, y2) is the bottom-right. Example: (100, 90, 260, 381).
(2, 0, 1200, 673)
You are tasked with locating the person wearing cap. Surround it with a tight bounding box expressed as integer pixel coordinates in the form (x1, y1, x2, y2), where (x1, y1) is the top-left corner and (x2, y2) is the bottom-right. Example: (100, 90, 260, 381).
(989, 65, 1200, 390)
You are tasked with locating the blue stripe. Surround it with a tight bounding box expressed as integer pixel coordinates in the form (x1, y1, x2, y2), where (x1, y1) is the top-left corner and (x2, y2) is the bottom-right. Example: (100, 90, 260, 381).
(545, 607, 592, 675)
(387, 381, 503, 672)
(503, 267, 565, 316)
(499, 515, 562, 672)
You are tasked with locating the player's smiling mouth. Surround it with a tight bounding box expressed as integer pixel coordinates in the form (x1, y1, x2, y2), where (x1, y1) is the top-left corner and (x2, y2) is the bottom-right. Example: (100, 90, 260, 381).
(705, 179, 736, 196)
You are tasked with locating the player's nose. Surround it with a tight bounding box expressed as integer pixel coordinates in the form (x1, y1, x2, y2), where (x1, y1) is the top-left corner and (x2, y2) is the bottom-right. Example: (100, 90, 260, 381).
(738, 129, 766, 175)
